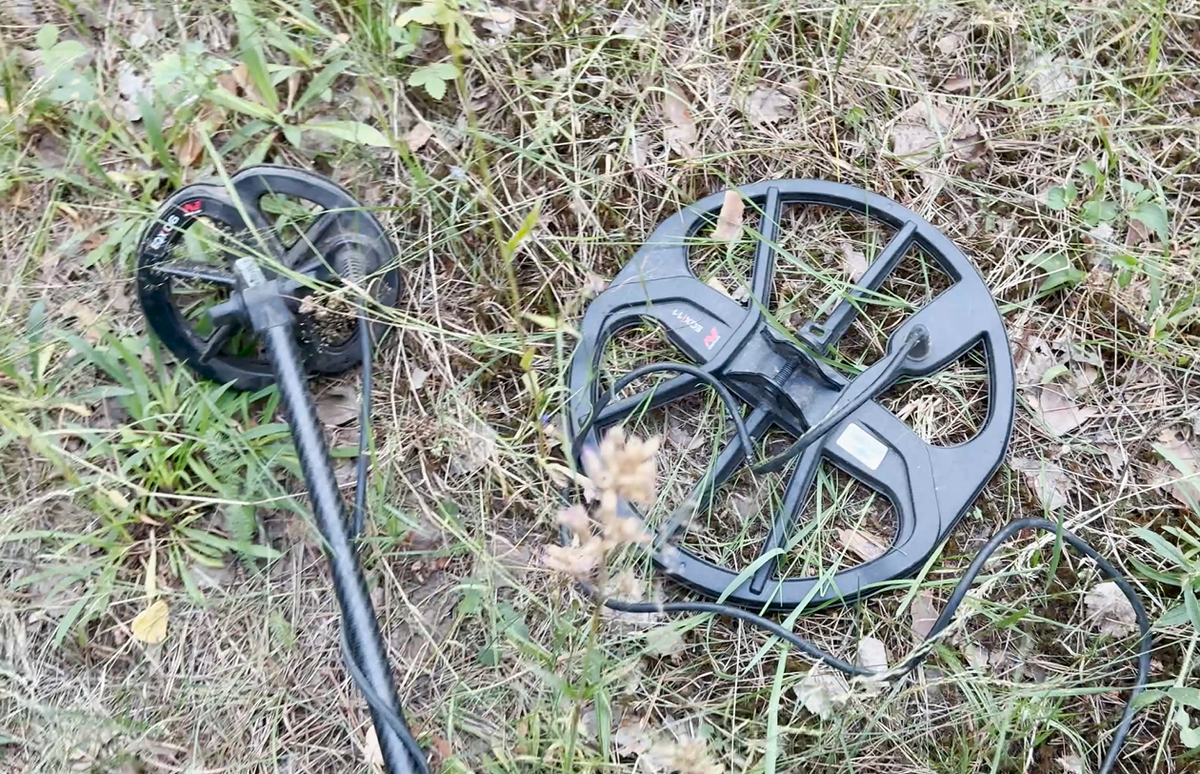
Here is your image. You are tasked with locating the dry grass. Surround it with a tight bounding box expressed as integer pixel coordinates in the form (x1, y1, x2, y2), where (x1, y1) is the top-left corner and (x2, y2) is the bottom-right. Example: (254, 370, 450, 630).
(2, 1, 1200, 773)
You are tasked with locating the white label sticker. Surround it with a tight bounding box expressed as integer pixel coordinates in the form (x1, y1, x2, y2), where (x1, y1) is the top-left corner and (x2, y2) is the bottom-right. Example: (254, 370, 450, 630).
(835, 423, 888, 471)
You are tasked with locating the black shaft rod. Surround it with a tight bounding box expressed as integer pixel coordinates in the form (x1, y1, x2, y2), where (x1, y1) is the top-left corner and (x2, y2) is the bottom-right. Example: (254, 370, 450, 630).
(261, 324, 421, 774)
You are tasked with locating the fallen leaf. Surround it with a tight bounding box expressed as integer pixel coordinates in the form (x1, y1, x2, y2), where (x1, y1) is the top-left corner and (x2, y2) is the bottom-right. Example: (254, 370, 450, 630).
(1126, 217, 1151, 247)
(856, 636, 889, 674)
(1085, 581, 1138, 637)
(943, 75, 973, 92)
(910, 589, 939, 645)
(613, 14, 649, 38)
(840, 242, 868, 282)
(665, 422, 697, 450)
(613, 717, 656, 756)
(889, 101, 985, 166)
(431, 736, 452, 760)
(1029, 55, 1078, 103)
(731, 494, 758, 523)
(1011, 331, 1058, 387)
(131, 599, 169, 644)
(795, 671, 849, 719)
(1087, 222, 1116, 248)
(705, 276, 733, 297)
(934, 32, 964, 54)
(1130, 202, 1169, 244)
(1093, 434, 1127, 477)
(744, 87, 792, 125)
(1030, 386, 1098, 436)
(61, 299, 103, 344)
(712, 190, 744, 241)
(964, 644, 991, 670)
(1012, 457, 1074, 510)
(232, 62, 251, 91)
(108, 284, 132, 313)
(1152, 429, 1200, 507)
(362, 726, 383, 769)
(216, 71, 240, 94)
(409, 368, 429, 391)
(952, 120, 986, 161)
(890, 104, 943, 160)
(176, 129, 204, 168)
(582, 272, 609, 298)
(1057, 754, 1084, 774)
(191, 562, 235, 589)
(662, 90, 698, 159)
(837, 527, 887, 562)
(449, 417, 498, 476)
(645, 625, 686, 657)
(116, 64, 149, 121)
(405, 122, 434, 152)
(478, 6, 515, 37)
(316, 383, 360, 426)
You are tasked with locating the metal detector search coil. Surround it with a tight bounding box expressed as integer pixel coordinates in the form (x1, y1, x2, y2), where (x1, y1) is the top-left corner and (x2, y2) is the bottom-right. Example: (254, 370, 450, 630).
(567, 179, 1015, 609)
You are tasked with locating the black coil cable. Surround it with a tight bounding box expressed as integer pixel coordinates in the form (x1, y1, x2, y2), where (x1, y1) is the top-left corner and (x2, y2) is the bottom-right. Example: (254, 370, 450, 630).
(343, 300, 430, 773)
(340, 320, 1150, 774)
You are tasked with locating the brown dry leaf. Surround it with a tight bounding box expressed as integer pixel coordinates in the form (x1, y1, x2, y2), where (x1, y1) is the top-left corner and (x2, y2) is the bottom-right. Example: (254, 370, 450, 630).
(943, 75, 973, 93)
(582, 272, 609, 298)
(840, 242, 868, 282)
(61, 299, 103, 344)
(712, 190, 744, 241)
(216, 71, 239, 95)
(910, 589, 939, 645)
(934, 32, 964, 54)
(1126, 217, 1151, 247)
(1093, 432, 1127, 477)
(890, 101, 985, 164)
(1152, 429, 1200, 507)
(1012, 457, 1074, 510)
(744, 87, 792, 125)
(705, 276, 733, 298)
(286, 70, 302, 108)
(431, 736, 452, 760)
(662, 90, 698, 159)
(1029, 386, 1098, 436)
(232, 62, 251, 91)
(176, 129, 204, 169)
(1084, 581, 1138, 637)
(405, 122, 434, 152)
(108, 284, 132, 313)
(837, 527, 887, 562)
(315, 384, 360, 427)
(130, 599, 169, 644)
(232, 62, 265, 104)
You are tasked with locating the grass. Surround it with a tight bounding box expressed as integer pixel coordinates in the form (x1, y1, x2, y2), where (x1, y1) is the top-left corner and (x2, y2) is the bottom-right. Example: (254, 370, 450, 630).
(2, 0, 1200, 772)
